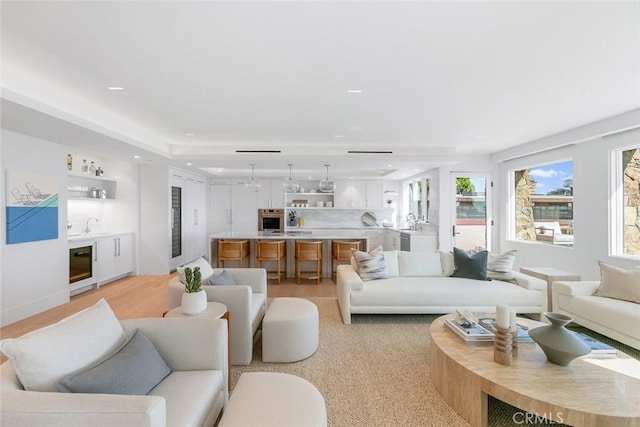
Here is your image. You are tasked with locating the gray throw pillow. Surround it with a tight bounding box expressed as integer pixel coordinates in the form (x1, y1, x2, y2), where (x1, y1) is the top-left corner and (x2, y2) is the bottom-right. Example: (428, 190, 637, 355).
(451, 247, 490, 281)
(351, 245, 389, 281)
(207, 270, 237, 286)
(57, 328, 171, 395)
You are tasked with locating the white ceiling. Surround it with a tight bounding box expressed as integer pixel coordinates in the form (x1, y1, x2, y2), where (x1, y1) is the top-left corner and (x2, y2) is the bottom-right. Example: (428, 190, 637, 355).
(1, 1, 639, 179)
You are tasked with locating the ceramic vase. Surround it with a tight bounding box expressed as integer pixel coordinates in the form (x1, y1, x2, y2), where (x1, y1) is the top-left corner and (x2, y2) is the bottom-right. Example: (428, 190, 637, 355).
(181, 290, 207, 315)
(529, 312, 590, 366)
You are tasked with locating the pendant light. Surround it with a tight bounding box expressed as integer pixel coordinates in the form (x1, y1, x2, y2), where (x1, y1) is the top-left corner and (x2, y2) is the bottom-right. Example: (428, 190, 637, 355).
(319, 164, 336, 193)
(283, 164, 299, 193)
(245, 163, 262, 192)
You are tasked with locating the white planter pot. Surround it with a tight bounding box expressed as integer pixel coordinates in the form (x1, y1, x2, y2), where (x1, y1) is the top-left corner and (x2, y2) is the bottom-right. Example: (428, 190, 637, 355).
(181, 290, 207, 315)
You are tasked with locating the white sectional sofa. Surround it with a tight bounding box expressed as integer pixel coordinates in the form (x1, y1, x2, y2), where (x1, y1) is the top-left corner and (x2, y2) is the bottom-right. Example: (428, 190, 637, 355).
(337, 250, 547, 325)
(552, 280, 640, 350)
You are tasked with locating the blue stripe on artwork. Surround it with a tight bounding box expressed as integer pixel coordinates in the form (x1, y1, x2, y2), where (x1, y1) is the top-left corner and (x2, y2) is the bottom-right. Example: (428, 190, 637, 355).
(6, 195, 59, 244)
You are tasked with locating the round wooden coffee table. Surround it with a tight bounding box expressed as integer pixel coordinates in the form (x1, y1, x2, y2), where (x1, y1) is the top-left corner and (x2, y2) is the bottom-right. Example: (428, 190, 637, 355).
(430, 313, 640, 427)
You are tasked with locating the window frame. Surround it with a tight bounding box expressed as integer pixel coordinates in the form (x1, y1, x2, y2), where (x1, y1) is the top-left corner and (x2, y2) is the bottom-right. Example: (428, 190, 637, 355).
(610, 144, 640, 259)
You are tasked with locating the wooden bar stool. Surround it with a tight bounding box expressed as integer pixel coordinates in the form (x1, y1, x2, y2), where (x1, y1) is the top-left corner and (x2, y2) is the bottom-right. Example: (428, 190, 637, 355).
(256, 240, 286, 284)
(331, 240, 361, 281)
(295, 240, 323, 284)
(218, 239, 249, 268)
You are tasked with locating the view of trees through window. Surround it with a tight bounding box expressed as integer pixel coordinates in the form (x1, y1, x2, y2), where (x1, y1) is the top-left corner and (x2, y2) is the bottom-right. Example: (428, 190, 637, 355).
(622, 147, 640, 256)
(514, 160, 574, 246)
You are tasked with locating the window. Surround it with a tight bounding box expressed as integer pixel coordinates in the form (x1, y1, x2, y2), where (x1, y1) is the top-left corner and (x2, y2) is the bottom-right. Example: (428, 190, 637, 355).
(613, 146, 640, 257)
(513, 160, 574, 246)
(405, 177, 430, 222)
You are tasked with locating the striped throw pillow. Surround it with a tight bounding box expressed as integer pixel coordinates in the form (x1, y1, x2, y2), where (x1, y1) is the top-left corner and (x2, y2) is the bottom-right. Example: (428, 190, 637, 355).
(487, 250, 517, 281)
(351, 246, 389, 281)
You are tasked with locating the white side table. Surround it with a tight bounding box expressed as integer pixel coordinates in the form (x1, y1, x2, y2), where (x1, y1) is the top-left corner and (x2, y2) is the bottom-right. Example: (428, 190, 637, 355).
(165, 301, 228, 319)
(165, 301, 230, 390)
(519, 267, 581, 312)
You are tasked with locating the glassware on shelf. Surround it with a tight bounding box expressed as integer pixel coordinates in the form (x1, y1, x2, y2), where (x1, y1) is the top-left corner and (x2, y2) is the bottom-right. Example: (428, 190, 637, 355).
(81, 159, 89, 175)
(89, 161, 97, 175)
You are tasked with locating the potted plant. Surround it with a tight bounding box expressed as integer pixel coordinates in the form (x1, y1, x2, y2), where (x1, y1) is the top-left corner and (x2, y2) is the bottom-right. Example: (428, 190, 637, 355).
(181, 266, 207, 315)
(288, 210, 297, 226)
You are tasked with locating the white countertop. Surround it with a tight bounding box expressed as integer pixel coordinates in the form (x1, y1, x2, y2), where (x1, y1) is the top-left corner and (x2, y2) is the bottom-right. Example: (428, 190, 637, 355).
(68, 232, 132, 242)
(210, 230, 371, 240)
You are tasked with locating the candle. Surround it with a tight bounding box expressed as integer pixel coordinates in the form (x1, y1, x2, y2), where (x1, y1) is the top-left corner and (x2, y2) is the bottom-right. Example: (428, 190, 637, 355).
(496, 305, 510, 329)
(509, 309, 517, 332)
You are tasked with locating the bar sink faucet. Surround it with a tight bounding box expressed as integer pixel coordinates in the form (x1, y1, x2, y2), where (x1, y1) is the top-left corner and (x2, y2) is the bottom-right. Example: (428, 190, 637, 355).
(406, 213, 416, 230)
(86, 217, 98, 234)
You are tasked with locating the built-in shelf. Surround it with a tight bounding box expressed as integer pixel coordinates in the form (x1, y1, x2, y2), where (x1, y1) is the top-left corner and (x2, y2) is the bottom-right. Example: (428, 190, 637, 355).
(67, 174, 117, 200)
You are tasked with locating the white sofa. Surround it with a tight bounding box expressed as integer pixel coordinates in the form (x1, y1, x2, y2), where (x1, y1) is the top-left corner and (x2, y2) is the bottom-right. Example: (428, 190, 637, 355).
(337, 250, 547, 325)
(168, 267, 267, 365)
(552, 281, 640, 350)
(0, 317, 229, 427)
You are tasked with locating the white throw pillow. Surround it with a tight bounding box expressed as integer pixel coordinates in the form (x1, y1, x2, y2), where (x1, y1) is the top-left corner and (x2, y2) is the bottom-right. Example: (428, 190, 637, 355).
(0, 298, 126, 392)
(595, 261, 640, 304)
(177, 257, 215, 285)
(398, 251, 442, 277)
(487, 250, 517, 281)
(439, 251, 455, 277)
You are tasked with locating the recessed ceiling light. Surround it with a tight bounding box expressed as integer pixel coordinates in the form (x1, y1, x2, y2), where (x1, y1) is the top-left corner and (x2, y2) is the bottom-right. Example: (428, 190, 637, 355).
(133, 155, 140, 159)
(108, 86, 124, 91)
(185, 133, 196, 136)
(387, 164, 393, 168)
(581, 92, 592, 97)
(414, 169, 420, 172)
(187, 162, 193, 166)
(347, 89, 362, 94)
(334, 135, 344, 138)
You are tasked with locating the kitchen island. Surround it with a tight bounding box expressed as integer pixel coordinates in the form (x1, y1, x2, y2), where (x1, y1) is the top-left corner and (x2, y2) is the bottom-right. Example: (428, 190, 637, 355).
(210, 229, 375, 278)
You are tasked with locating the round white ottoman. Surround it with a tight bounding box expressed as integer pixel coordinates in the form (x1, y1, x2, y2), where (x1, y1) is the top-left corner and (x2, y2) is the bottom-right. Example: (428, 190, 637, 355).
(262, 297, 319, 363)
(218, 372, 327, 427)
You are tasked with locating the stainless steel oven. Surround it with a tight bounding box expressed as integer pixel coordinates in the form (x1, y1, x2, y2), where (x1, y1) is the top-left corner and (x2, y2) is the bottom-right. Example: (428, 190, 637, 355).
(258, 209, 284, 232)
(69, 241, 98, 293)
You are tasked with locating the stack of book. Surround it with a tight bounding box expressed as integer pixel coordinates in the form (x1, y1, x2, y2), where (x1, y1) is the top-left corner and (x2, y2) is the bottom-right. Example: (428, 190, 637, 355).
(573, 332, 617, 358)
(444, 315, 533, 344)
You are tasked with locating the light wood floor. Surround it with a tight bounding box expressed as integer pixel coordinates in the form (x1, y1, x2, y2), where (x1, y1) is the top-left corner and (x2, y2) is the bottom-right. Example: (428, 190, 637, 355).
(0, 274, 338, 342)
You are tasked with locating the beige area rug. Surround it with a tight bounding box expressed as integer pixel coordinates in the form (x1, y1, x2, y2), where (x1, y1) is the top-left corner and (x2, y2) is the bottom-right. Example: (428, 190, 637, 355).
(231, 297, 471, 427)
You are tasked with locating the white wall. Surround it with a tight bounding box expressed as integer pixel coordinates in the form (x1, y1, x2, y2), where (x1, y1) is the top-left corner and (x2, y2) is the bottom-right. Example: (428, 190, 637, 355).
(1, 130, 70, 326)
(496, 128, 640, 280)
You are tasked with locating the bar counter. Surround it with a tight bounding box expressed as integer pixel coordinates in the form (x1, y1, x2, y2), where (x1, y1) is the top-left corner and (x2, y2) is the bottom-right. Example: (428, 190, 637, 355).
(209, 230, 373, 278)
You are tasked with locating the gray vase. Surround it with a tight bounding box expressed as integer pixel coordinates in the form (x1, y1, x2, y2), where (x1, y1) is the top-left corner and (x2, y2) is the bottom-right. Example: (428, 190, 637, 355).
(529, 312, 590, 366)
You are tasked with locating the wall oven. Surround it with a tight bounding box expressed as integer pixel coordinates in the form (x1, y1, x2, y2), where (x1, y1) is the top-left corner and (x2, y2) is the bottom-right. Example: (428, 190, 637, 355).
(258, 209, 285, 232)
(69, 241, 98, 294)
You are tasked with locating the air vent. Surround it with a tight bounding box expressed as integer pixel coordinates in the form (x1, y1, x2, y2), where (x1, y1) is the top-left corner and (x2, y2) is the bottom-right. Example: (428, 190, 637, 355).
(347, 150, 393, 154)
(235, 150, 281, 153)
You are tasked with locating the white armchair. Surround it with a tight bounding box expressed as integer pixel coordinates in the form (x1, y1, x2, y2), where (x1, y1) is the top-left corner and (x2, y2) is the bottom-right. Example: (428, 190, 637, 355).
(534, 221, 574, 246)
(0, 317, 229, 427)
(168, 268, 267, 365)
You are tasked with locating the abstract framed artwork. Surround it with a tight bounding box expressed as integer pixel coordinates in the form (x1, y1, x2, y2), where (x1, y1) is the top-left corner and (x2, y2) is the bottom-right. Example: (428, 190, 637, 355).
(5, 169, 59, 244)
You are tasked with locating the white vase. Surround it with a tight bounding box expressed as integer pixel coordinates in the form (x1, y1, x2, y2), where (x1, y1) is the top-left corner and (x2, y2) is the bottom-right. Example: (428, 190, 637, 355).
(181, 290, 207, 315)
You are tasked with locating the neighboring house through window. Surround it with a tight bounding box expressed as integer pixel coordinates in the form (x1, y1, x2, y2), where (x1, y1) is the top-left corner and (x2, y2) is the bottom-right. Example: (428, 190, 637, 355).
(513, 160, 574, 246)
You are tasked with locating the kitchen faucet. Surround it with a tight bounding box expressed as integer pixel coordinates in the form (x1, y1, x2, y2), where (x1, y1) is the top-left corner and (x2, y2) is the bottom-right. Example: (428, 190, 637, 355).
(406, 213, 417, 230)
(86, 217, 98, 234)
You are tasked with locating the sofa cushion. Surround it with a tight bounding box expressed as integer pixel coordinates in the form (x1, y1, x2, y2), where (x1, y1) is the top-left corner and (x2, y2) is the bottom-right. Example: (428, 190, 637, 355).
(451, 247, 490, 281)
(440, 251, 455, 277)
(177, 257, 215, 285)
(595, 261, 640, 303)
(0, 298, 126, 392)
(487, 250, 517, 282)
(207, 269, 237, 286)
(383, 250, 400, 278)
(351, 246, 389, 281)
(398, 251, 442, 277)
(57, 328, 171, 395)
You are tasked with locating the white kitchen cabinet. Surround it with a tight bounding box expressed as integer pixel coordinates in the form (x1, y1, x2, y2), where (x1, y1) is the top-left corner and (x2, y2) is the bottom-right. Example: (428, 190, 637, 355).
(334, 180, 366, 208)
(258, 179, 284, 209)
(365, 180, 383, 209)
(97, 233, 134, 285)
(384, 229, 401, 250)
(209, 179, 259, 234)
(410, 234, 438, 251)
(361, 229, 385, 251)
